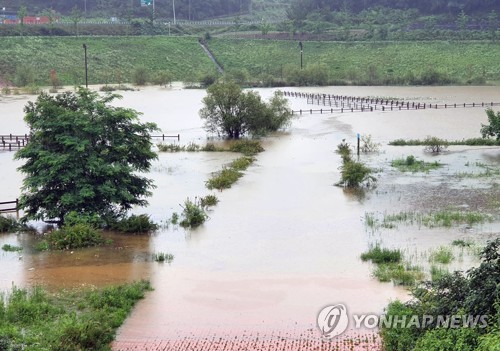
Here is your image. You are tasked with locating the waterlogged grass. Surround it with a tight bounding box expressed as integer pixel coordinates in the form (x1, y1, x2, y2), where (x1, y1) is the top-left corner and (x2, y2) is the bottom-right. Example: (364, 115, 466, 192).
(0, 216, 20, 233)
(361, 245, 402, 264)
(379, 210, 492, 228)
(429, 246, 454, 264)
(455, 166, 500, 179)
(391, 155, 442, 173)
(111, 214, 158, 234)
(227, 140, 265, 156)
(452, 239, 474, 248)
(199, 194, 219, 208)
(158, 140, 264, 156)
(1, 244, 23, 252)
(390, 138, 500, 146)
(430, 265, 450, 281)
(373, 263, 424, 286)
(206, 156, 255, 190)
(38, 224, 106, 250)
(0, 280, 151, 350)
(179, 198, 208, 229)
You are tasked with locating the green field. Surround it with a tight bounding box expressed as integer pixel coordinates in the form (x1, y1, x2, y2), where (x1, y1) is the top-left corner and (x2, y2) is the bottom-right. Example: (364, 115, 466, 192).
(0, 36, 499, 86)
(208, 38, 500, 85)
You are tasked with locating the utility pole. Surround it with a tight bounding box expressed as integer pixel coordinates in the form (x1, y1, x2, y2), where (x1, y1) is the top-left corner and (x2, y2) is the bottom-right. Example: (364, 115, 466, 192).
(82, 44, 88, 88)
(173, 0, 176, 25)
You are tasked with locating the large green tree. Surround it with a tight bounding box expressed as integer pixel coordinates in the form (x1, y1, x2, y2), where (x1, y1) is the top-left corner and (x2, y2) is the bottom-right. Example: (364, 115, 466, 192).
(481, 108, 500, 140)
(15, 88, 158, 224)
(199, 82, 292, 139)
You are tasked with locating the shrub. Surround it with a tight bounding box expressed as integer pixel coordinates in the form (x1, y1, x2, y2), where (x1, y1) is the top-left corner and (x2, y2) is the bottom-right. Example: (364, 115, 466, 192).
(339, 160, 375, 188)
(1, 244, 22, 252)
(199, 195, 219, 208)
(111, 214, 158, 233)
(179, 198, 207, 229)
(391, 155, 442, 172)
(43, 224, 105, 250)
(423, 136, 449, 153)
(14, 65, 35, 87)
(133, 67, 149, 85)
(429, 246, 454, 264)
(480, 108, 500, 140)
(228, 140, 264, 156)
(336, 139, 352, 163)
(360, 134, 381, 153)
(153, 252, 174, 263)
(206, 167, 243, 190)
(0, 216, 19, 232)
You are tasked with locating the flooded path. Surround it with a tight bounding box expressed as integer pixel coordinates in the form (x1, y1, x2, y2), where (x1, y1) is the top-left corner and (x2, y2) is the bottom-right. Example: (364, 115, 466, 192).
(0, 85, 499, 350)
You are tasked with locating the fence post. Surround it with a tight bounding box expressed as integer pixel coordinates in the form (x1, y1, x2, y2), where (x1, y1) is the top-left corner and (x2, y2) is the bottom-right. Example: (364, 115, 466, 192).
(177, 134, 180, 141)
(16, 199, 19, 219)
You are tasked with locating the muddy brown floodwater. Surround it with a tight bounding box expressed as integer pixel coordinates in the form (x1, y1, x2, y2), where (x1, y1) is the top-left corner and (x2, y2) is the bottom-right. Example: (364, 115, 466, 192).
(0, 85, 499, 351)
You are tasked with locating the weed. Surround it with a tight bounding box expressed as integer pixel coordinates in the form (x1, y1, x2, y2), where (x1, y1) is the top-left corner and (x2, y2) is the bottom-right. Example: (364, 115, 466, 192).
(179, 198, 207, 229)
(360, 134, 381, 153)
(206, 167, 243, 190)
(430, 265, 450, 281)
(429, 246, 454, 264)
(227, 139, 264, 156)
(111, 214, 158, 234)
(42, 224, 105, 250)
(157, 143, 184, 152)
(153, 252, 174, 263)
(170, 212, 179, 225)
(185, 142, 200, 152)
(0, 216, 19, 232)
(361, 245, 402, 264)
(391, 155, 442, 173)
(373, 263, 423, 286)
(364, 212, 378, 229)
(452, 239, 473, 248)
(199, 194, 219, 208)
(1, 244, 22, 252)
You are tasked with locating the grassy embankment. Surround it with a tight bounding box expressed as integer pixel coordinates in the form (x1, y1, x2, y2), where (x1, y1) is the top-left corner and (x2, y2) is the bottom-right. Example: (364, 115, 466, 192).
(0, 36, 499, 86)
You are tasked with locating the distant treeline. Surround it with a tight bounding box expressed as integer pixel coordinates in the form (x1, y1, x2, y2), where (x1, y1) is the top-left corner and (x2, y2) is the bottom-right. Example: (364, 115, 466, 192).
(287, 0, 500, 21)
(1, 0, 252, 20)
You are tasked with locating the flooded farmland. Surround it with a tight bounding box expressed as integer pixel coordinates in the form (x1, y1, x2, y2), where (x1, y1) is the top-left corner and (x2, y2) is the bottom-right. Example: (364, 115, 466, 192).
(0, 85, 499, 350)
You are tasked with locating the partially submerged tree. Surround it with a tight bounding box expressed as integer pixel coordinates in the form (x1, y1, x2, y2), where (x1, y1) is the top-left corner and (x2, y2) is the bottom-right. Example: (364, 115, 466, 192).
(481, 108, 500, 140)
(16, 88, 158, 224)
(199, 82, 292, 139)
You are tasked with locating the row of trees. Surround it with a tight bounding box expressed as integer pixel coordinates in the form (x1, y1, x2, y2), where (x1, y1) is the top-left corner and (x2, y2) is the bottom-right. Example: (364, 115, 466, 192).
(3, 0, 252, 21)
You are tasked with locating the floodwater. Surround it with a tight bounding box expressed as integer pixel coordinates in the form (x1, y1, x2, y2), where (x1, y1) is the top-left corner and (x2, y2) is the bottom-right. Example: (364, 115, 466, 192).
(0, 85, 499, 350)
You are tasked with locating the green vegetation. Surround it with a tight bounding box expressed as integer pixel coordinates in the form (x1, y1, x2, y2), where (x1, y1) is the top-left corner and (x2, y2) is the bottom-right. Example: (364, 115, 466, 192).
(361, 245, 402, 264)
(391, 155, 442, 173)
(452, 239, 474, 248)
(429, 246, 455, 264)
(179, 198, 208, 229)
(0, 216, 19, 233)
(157, 140, 264, 156)
(199, 194, 219, 208)
(227, 139, 265, 156)
(110, 214, 159, 234)
(361, 245, 423, 286)
(206, 157, 254, 190)
(0, 280, 151, 350)
(200, 82, 292, 139)
(481, 108, 500, 140)
(1, 244, 23, 252)
(382, 210, 491, 228)
(430, 265, 450, 281)
(390, 137, 500, 146)
(208, 39, 500, 86)
(381, 239, 500, 351)
(39, 224, 105, 250)
(153, 252, 174, 263)
(336, 140, 376, 188)
(15, 89, 158, 224)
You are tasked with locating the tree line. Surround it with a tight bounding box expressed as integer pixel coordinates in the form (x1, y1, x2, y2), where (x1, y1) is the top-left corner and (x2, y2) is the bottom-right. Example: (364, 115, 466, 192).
(287, 0, 499, 22)
(2, 0, 252, 20)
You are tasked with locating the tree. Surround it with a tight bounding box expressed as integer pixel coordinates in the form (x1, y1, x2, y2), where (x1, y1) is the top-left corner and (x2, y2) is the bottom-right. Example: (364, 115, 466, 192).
(199, 82, 292, 139)
(70, 5, 82, 36)
(481, 108, 500, 140)
(15, 88, 158, 224)
(18, 6, 27, 37)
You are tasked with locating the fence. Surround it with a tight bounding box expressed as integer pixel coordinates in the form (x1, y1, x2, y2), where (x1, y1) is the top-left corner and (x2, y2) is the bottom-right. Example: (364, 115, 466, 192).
(0, 199, 19, 217)
(283, 91, 500, 115)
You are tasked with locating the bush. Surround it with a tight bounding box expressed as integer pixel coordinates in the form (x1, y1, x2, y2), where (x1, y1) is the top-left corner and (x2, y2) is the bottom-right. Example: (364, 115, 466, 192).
(480, 108, 500, 140)
(0, 216, 19, 232)
(199, 195, 219, 208)
(423, 136, 449, 153)
(339, 160, 375, 188)
(228, 140, 264, 156)
(43, 224, 105, 250)
(179, 198, 207, 229)
(133, 67, 149, 85)
(206, 167, 243, 190)
(111, 214, 158, 233)
(14, 65, 35, 87)
(152, 252, 174, 263)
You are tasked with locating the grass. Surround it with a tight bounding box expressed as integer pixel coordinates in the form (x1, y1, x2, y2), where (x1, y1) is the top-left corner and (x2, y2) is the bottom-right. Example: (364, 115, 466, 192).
(373, 263, 424, 286)
(152, 252, 174, 263)
(361, 245, 402, 264)
(389, 137, 500, 146)
(452, 239, 474, 248)
(199, 194, 219, 208)
(1, 244, 23, 252)
(227, 139, 265, 156)
(0, 280, 151, 350)
(430, 265, 450, 281)
(38, 224, 106, 250)
(208, 39, 500, 85)
(391, 155, 442, 173)
(206, 156, 255, 190)
(110, 214, 158, 234)
(179, 198, 208, 229)
(429, 246, 454, 264)
(381, 210, 492, 228)
(157, 140, 264, 156)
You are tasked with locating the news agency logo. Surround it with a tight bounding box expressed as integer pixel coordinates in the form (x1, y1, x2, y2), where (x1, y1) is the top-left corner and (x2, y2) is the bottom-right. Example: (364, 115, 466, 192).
(317, 304, 349, 338)
(317, 304, 489, 339)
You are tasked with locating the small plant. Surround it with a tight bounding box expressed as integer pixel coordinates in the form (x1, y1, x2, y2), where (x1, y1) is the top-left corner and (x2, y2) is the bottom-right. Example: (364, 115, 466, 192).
(199, 194, 219, 208)
(201, 143, 224, 152)
(391, 155, 442, 172)
(338, 160, 376, 188)
(179, 198, 207, 229)
(133, 66, 149, 86)
(423, 136, 448, 153)
(170, 212, 179, 225)
(336, 139, 352, 163)
(0, 216, 19, 232)
(429, 246, 454, 264)
(364, 212, 378, 229)
(373, 263, 423, 286)
(2, 244, 23, 252)
(206, 167, 243, 190)
(228, 140, 264, 156)
(111, 214, 158, 233)
(230, 157, 254, 171)
(360, 134, 381, 153)
(153, 252, 174, 263)
(157, 143, 184, 152)
(430, 265, 450, 281)
(452, 239, 473, 247)
(361, 245, 402, 264)
(185, 142, 200, 152)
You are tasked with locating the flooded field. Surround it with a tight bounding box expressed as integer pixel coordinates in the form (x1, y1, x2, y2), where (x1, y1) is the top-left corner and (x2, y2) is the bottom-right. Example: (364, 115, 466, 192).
(0, 85, 499, 350)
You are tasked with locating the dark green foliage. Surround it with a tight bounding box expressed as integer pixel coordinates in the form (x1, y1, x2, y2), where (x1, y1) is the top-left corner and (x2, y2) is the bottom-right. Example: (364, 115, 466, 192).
(199, 195, 219, 208)
(339, 160, 376, 188)
(381, 239, 500, 351)
(15, 89, 158, 224)
(199, 82, 292, 139)
(391, 155, 442, 172)
(0, 216, 19, 233)
(153, 252, 174, 263)
(361, 245, 402, 264)
(1, 244, 22, 252)
(133, 67, 149, 86)
(179, 198, 207, 229)
(43, 224, 105, 250)
(481, 108, 500, 140)
(111, 214, 158, 234)
(206, 167, 243, 190)
(423, 136, 449, 153)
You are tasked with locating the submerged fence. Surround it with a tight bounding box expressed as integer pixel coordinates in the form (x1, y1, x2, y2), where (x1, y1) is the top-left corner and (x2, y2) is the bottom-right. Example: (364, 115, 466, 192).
(283, 91, 500, 115)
